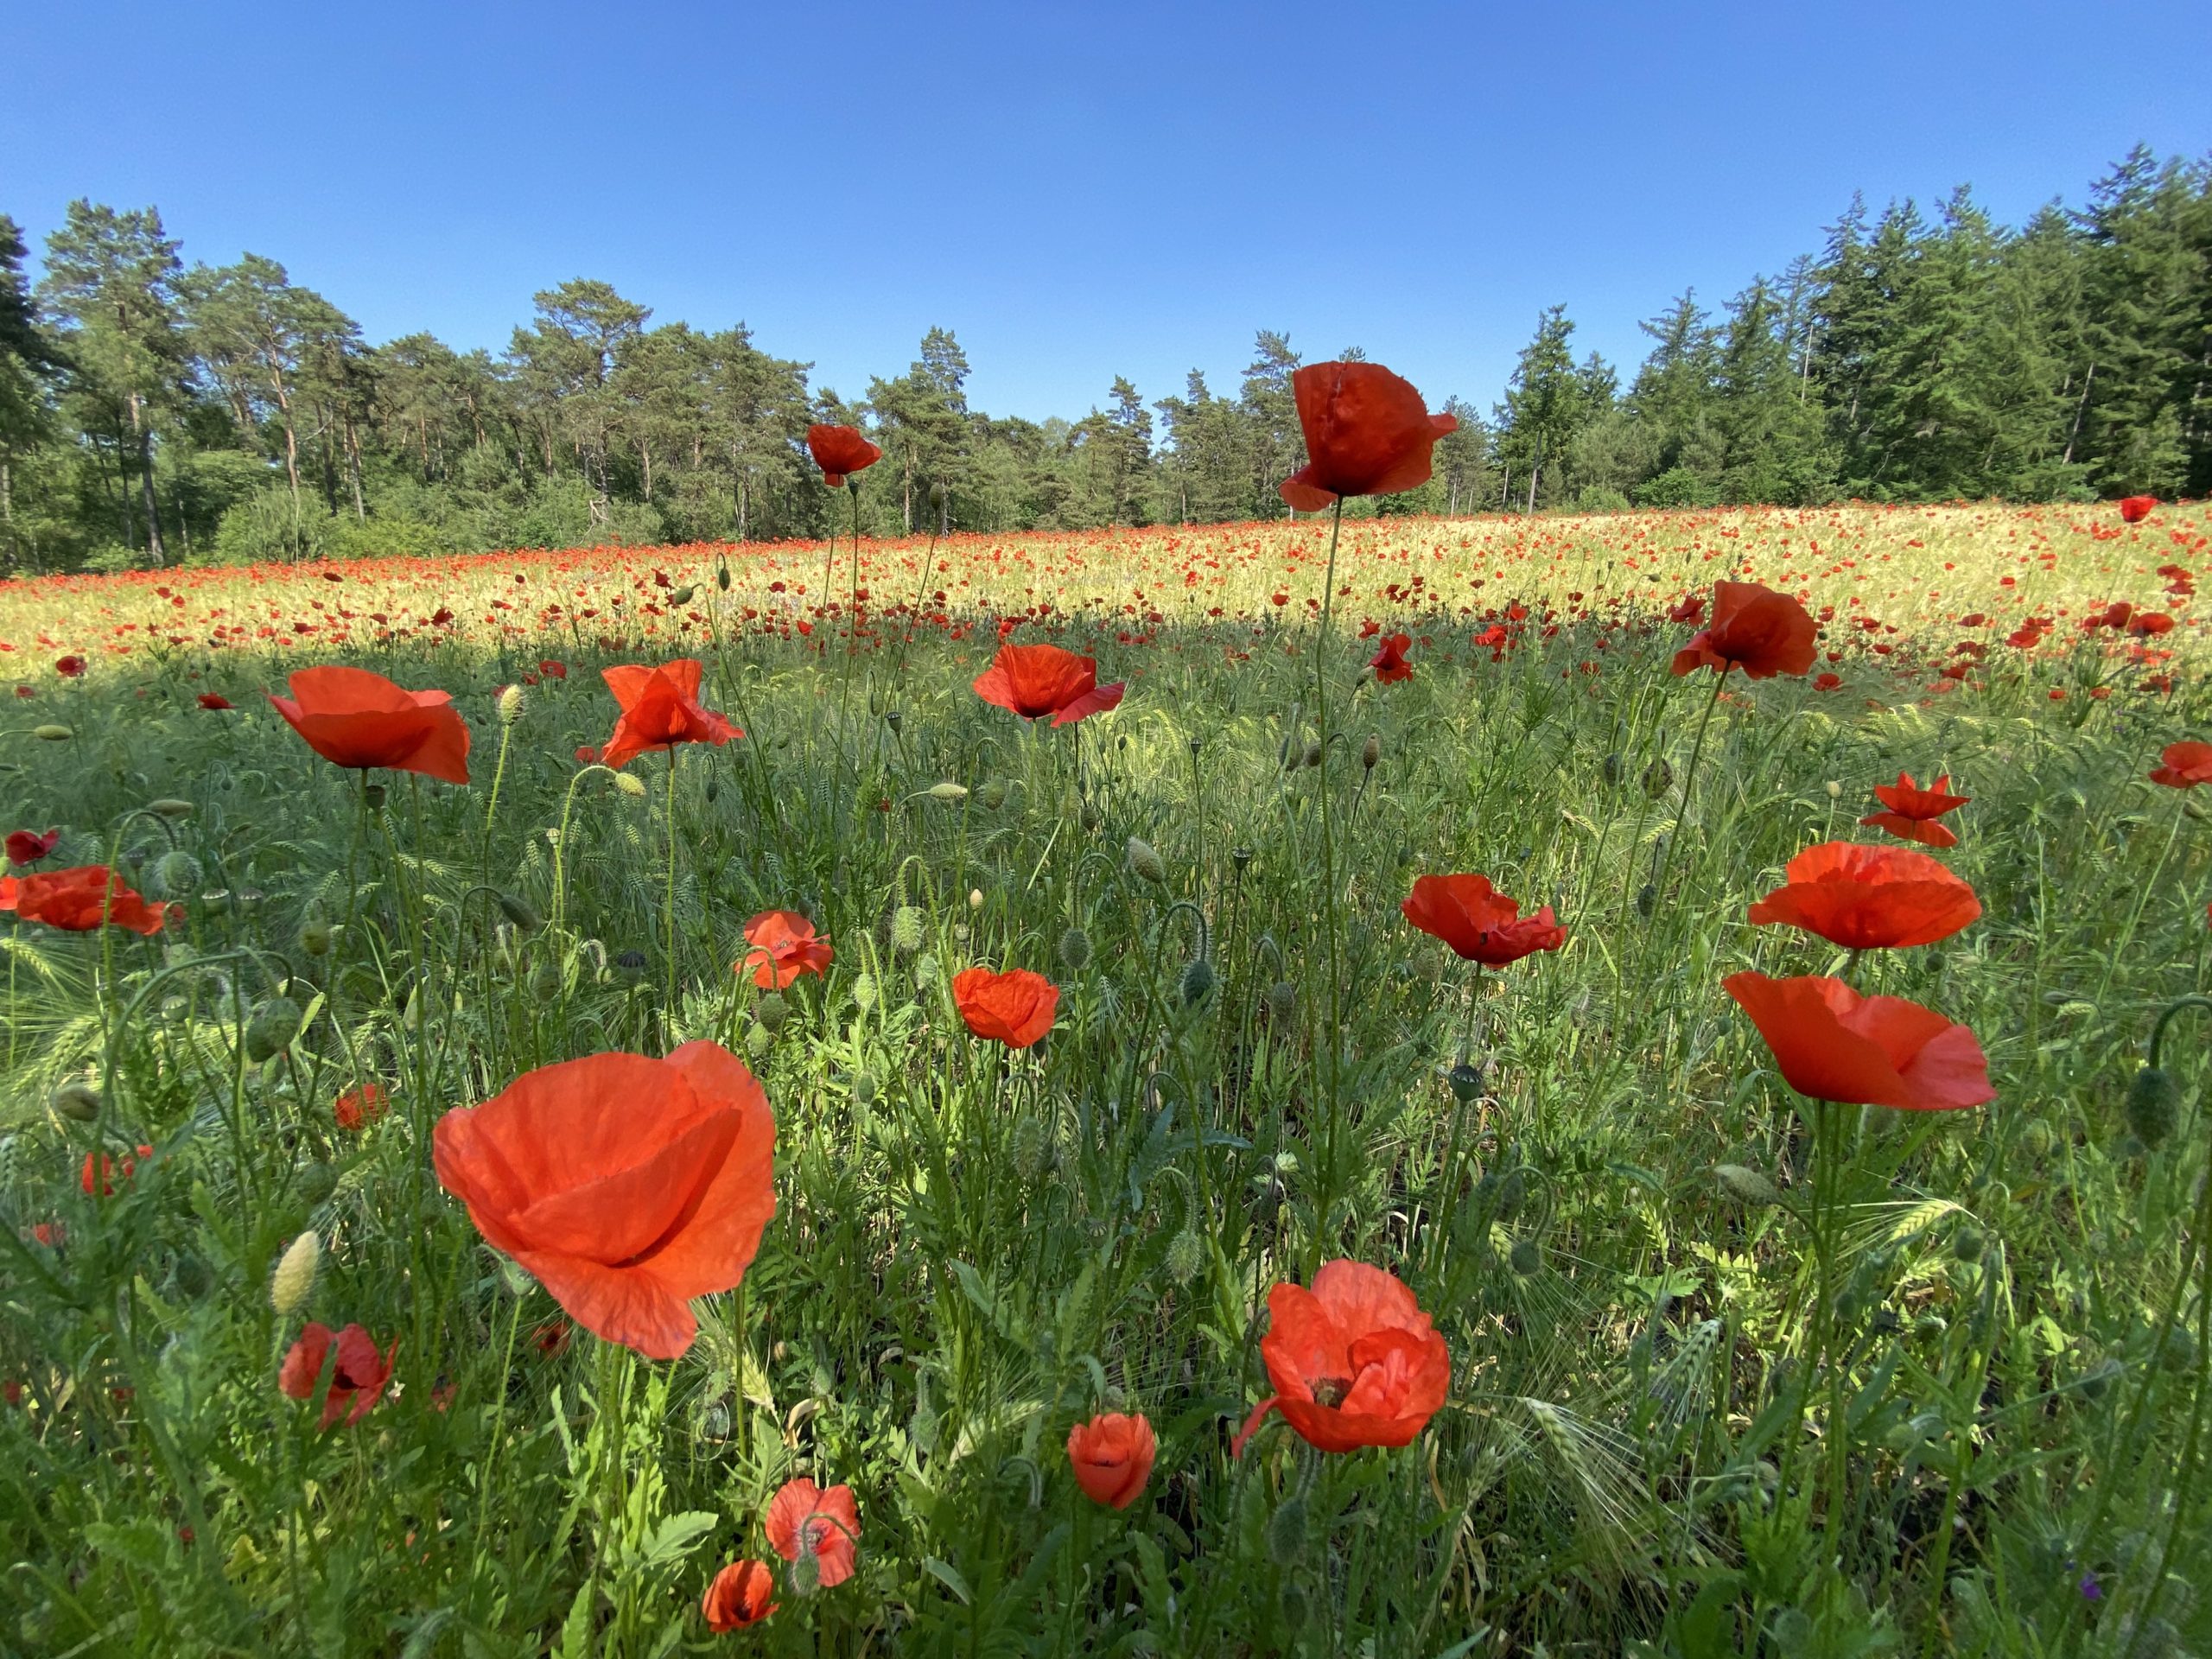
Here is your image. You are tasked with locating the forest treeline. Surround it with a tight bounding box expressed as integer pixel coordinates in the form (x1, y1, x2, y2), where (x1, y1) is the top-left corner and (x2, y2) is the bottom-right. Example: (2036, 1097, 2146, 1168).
(0, 147, 2206, 572)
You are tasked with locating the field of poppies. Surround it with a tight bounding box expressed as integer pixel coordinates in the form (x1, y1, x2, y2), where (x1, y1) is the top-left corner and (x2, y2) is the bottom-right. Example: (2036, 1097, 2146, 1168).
(3, 367, 2211, 1656)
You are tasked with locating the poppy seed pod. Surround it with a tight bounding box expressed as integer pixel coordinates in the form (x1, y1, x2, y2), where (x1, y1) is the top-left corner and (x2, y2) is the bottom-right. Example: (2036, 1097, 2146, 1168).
(1641, 757, 1674, 798)
(1126, 837, 1166, 884)
(147, 798, 195, 818)
(1058, 926, 1093, 972)
(270, 1230, 320, 1315)
(245, 997, 305, 1063)
(2125, 1065, 2183, 1149)
(35, 724, 73, 741)
(884, 709, 903, 732)
(497, 684, 525, 725)
(363, 784, 387, 810)
(50, 1080, 100, 1122)
(1447, 1062, 1484, 1103)
(1362, 734, 1381, 772)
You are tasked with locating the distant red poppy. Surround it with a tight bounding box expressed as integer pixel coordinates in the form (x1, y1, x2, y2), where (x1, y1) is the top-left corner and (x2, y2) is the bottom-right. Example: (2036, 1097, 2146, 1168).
(432, 1042, 776, 1360)
(1813, 672, 1843, 692)
(575, 745, 601, 766)
(599, 659, 740, 771)
(740, 910, 833, 989)
(268, 666, 471, 784)
(1232, 1261, 1451, 1456)
(5, 829, 57, 867)
(1277, 362, 1457, 512)
(532, 1319, 573, 1358)
(1670, 581, 1818, 680)
(765, 1477, 861, 1588)
(537, 659, 569, 680)
(80, 1144, 152, 1197)
(9, 865, 167, 935)
(807, 423, 882, 488)
(1401, 874, 1566, 968)
(2119, 496, 2157, 524)
(952, 966, 1059, 1048)
(1747, 842, 1980, 950)
(1724, 971, 1994, 1111)
(278, 1321, 397, 1431)
(2150, 741, 2212, 788)
(1067, 1411, 1156, 1510)
(702, 1559, 779, 1630)
(334, 1083, 388, 1133)
(195, 692, 233, 711)
(972, 641, 1124, 727)
(1368, 632, 1413, 682)
(1860, 772, 1970, 849)
(1668, 594, 1706, 625)
(54, 655, 86, 678)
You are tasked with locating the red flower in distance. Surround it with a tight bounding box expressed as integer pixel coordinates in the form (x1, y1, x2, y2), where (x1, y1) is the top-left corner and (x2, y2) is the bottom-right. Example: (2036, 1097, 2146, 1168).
(1232, 1261, 1451, 1456)
(702, 1559, 779, 1630)
(268, 666, 471, 784)
(278, 1321, 397, 1431)
(537, 659, 568, 680)
(1814, 672, 1843, 692)
(54, 655, 86, 678)
(9, 865, 166, 935)
(1747, 842, 1981, 950)
(598, 659, 740, 771)
(1402, 874, 1566, 968)
(195, 692, 233, 710)
(80, 1144, 152, 1197)
(334, 1083, 388, 1133)
(5, 829, 57, 867)
(2119, 495, 2157, 524)
(952, 966, 1059, 1048)
(766, 1478, 861, 1588)
(1724, 971, 1994, 1111)
(1067, 1411, 1157, 1510)
(972, 641, 1125, 727)
(740, 910, 833, 989)
(432, 1043, 776, 1361)
(807, 423, 882, 488)
(2150, 741, 2212, 788)
(1277, 362, 1457, 512)
(1860, 772, 1971, 849)
(1369, 632, 1413, 683)
(1670, 581, 1818, 680)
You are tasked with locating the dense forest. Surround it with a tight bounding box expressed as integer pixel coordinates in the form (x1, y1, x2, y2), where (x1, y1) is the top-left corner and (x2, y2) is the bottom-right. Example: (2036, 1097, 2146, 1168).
(0, 147, 2206, 573)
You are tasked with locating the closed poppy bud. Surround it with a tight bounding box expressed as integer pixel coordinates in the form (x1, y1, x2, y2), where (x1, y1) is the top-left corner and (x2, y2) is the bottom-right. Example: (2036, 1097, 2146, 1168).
(1058, 926, 1093, 972)
(1714, 1164, 1781, 1206)
(1636, 882, 1657, 918)
(1008, 1116, 1050, 1180)
(1826, 780, 1842, 798)
(968, 887, 983, 911)
(34, 724, 72, 741)
(928, 781, 969, 803)
(2125, 1065, 2182, 1149)
(363, 784, 386, 810)
(147, 798, 195, 818)
(1066, 1411, 1156, 1510)
(497, 893, 541, 932)
(270, 1230, 320, 1315)
(50, 1079, 100, 1122)
(892, 906, 925, 954)
(1602, 753, 1624, 787)
(715, 561, 731, 592)
(1266, 980, 1297, 1022)
(928, 481, 948, 509)
(1165, 1229, 1204, 1285)
(1079, 799, 1104, 831)
(1641, 757, 1674, 798)
(1362, 734, 1381, 772)
(1126, 837, 1166, 884)
(978, 779, 1008, 811)
(668, 584, 696, 607)
(703, 772, 720, 803)
(151, 850, 202, 899)
(1510, 1236, 1543, 1275)
(1180, 957, 1216, 1007)
(300, 916, 333, 957)
(1950, 1224, 1985, 1262)
(245, 997, 305, 1063)
(754, 992, 789, 1033)
(1302, 739, 1324, 769)
(496, 684, 525, 725)
(1266, 1491, 1308, 1565)
(613, 772, 648, 798)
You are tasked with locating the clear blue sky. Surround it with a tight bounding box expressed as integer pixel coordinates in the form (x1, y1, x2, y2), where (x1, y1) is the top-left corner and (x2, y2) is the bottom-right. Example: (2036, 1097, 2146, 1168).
(4, 1, 2203, 423)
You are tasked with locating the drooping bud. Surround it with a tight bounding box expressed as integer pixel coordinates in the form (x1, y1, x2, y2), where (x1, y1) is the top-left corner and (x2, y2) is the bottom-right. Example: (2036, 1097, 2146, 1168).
(1601, 753, 1624, 787)
(1265, 981, 1297, 1023)
(1361, 734, 1381, 772)
(1510, 1236, 1543, 1276)
(270, 1230, 320, 1315)
(1058, 926, 1093, 973)
(300, 915, 334, 957)
(1165, 1228, 1205, 1285)
(613, 772, 648, 798)
(1125, 836, 1166, 884)
(496, 893, 542, 932)
(978, 779, 1008, 811)
(2125, 1065, 2182, 1149)
(1301, 739, 1324, 769)
(1008, 1116, 1049, 1180)
(754, 992, 789, 1033)
(715, 561, 732, 592)
(50, 1080, 101, 1122)
(1640, 757, 1674, 798)
(1266, 1492, 1308, 1566)
(1825, 780, 1843, 799)
(1179, 957, 1216, 1008)
(1713, 1164, 1782, 1206)
(668, 584, 697, 607)
(147, 798, 195, 818)
(928, 781, 969, 804)
(150, 849, 203, 899)
(968, 887, 983, 911)
(1636, 882, 1657, 918)
(497, 683, 525, 724)
(1078, 799, 1103, 832)
(892, 906, 925, 954)
(245, 996, 306, 1063)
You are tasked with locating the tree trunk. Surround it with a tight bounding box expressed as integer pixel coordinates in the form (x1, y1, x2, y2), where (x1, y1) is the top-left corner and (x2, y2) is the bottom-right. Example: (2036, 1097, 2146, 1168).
(2063, 361, 2097, 467)
(639, 436, 652, 501)
(130, 393, 166, 565)
(345, 411, 366, 519)
(1524, 442, 1541, 514)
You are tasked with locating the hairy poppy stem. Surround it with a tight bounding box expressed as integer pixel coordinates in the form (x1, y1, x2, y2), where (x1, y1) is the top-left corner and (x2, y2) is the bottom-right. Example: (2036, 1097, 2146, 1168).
(1311, 498, 1347, 1247)
(664, 747, 680, 1043)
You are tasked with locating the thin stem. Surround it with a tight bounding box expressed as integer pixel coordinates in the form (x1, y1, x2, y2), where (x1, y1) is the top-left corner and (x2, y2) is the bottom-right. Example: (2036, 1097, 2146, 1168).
(1312, 498, 1347, 1252)
(664, 747, 680, 1045)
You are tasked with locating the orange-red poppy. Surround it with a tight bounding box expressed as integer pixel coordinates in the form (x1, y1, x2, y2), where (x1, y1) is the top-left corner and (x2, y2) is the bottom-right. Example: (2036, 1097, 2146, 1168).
(1277, 362, 1457, 512)
(334, 1083, 388, 1133)
(1369, 633, 1412, 682)
(1067, 1411, 1156, 1510)
(971, 641, 1124, 726)
(1724, 971, 1994, 1111)
(6, 866, 167, 935)
(432, 1043, 775, 1361)
(599, 660, 740, 771)
(2120, 495, 2157, 524)
(80, 1144, 152, 1197)
(279, 1321, 397, 1430)
(1233, 1261, 1450, 1456)
(5, 829, 57, 866)
(806, 423, 882, 488)
(951, 966, 1059, 1048)
(2150, 741, 2212, 788)
(1401, 874, 1566, 968)
(196, 692, 233, 710)
(1670, 581, 1818, 681)
(702, 1558, 779, 1630)
(1746, 842, 1980, 950)
(268, 666, 470, 783)
(1859, 772, 1970, 849)
(739, 910, 833, 989)
(765, 1478, 861, 1588)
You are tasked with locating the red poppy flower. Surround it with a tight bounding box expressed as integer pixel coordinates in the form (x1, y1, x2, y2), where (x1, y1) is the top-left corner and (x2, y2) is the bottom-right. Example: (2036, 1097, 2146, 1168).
(951, 966, 1059, 1048)
(1670, 581, 1818, 680)
(1369, 632, 1413, 683)
(2120, 496, 2157, 524)
(807, 423, 882, 488)
(334, 1083, 388, 1133)
(1724, 971, 1994, 1111)
(1668, 594, 1706, 625)
(1813, 672, 1843, 692)
(598, 659, 740, 771)
(1067, 1411, 1156, 1510)
(268, 666, 471, 784)
(1746, 842, 1981, 950)
(195, 692, 233, 711)
(1276, 362, 1457, 512)
(2150, 741, 2212, 788)
(1859, 772, 1970, 849)
(80, 1143, 152, 1197)
(971, 642, 1125, 726)
(1232, 1261, 1451, 1456)
(5, 829, 57, 867)
(765, 1478, 861, 1588)
(575, 745, 601, 766)
(10, 866, 167, 935)
(702, 1559, 779, 1630)
(537, 659, 568, 680)
(740, 910, 833, 989)
(278, 1321, 397, 1430)
(432, 1042, 776, 1361)
(54, 655, 86, 678)
(1401, 874, 1566, 969)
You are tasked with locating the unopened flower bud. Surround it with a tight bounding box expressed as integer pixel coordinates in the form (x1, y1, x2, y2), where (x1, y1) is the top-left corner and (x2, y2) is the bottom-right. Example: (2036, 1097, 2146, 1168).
(1265, 980, 1297, 1022)
(715, 561, 732, 592)
(2125, 1065, 2182, 1148)
(1078, 799, 1103, 831)
(496, 893, 542, 932)
(300, 916, 334, 957)
(151, 849, 202, 899)
(613, 772, 648, 798)
(363, 783, 386, 810)
(892, 906, 925, 953)
(1510, 1236, 1543, 1276)
(668, 583, 696, 607)
(50, 1080, 101, 1122)
(1601, 753, 1624, 787)
(147, 798, 194, 818)
(1165, 1228, 1205, 1285)
(1179, 957, 1216, 1007)
(852, 1070, 879, 1108)
(978, 779, 1008, 811)
(1008, 1116, 1050, 1181)
(1714, 1163, 1781, 1206)
(34, 724, 72, 741)
(1125, 836, 1166, 884)
(1361, 734, 1381, 771)
(1058, 926, 1093, 972)
(245, 996, 305, 1063)
(497, 684, 525, 724)
(754, 992, 788, 1033)
(270, 1230, 320, 1315)
(1301, 739, 1323, 769)
(928, 781, 969, 803)
(1266, 1492, 1307, 1566)
(1825, 780, 1842, 799)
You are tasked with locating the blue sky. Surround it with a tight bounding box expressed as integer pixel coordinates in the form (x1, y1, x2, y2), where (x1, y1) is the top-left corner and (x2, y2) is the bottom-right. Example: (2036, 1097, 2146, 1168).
(4, 1, 2203, 423)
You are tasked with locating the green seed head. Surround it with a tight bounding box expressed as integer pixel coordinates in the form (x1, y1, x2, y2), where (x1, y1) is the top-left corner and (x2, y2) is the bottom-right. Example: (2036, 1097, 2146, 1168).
(1448, 1061, 1484, 1103)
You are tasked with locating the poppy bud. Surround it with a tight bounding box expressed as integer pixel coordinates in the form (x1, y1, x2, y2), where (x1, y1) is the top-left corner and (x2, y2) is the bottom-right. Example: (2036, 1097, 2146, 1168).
(1950, 1224, 1985, 1262)
(2125, 1065, 2182, 1149)
(1301, 739, 1323, 769)
(34, 724, 72, 741)
(928, 782, 969, 803)
(1714, 1164, 1781, 1206)
(892, 906, 925, 954)
(1640, 757, 1673, 798)
(745, 1020, 772, 1058)
(1126, 837, 1166, 884)
(147, 798, 195, 818)
(853, 1070, 878, 1108)
(928, 481, 948, 509)
(363, 784, 386, 810)
(245, 997, 305, 1063)
(270, 1230, 320, 1315)
(2021, 1119, 2056, 1157)
(1266, 981, 1297, 1022)
(613, 772, 647, 798)
(1079, 800, 1103, 831)
(174, 1253, 212, 1297)
(1361, 734, 1381, 772)
(496, 893, 541, 932)
(1058, 927, 1093, 972)
(1280, 1580, 1309, 1628)
(50, 1080, 100, 1122)
(1602, 753, 1624, 787)
(1494, 1167, 1528, 1218)
(1180, 957, 1216, 1007)
(1165, 1229, 1204, 1286)
(1266, 1492, 1307, 1565)
(979, 779, 1008, 811)
(1447, 1062, 1484, 1103)
(150, 850, 202, 899)
(1825, 780, 1842, 799)
(704, 773, 719, 803)
(755, 992, 788, 1033)
(669, 584, 696, 607)
(715, 562, 731, 592)
(297, 1161, 338, 1205)
(529, 959, 562, 1002)
(968, 887, 983, 910)
(853, 972, 878, 1011)
(1510, 1236, 1543, 1275)
(1007, 1116, 1049, 1180)
(497, 684, 525, 725)
(1636, 882, 1657, 918)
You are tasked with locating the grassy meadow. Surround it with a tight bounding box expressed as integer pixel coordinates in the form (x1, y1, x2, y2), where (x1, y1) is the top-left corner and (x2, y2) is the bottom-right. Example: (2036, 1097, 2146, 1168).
(3, 499, 2211, 1656)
